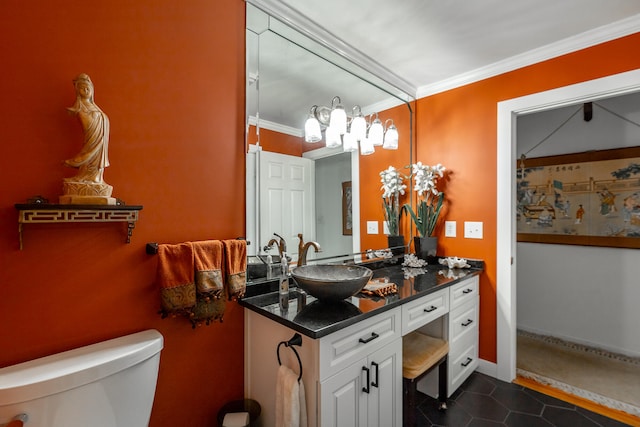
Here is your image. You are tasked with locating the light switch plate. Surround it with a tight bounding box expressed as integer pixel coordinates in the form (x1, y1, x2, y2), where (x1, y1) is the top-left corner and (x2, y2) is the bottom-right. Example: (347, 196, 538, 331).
(445, 221, 456, 237)
(464, 221, 483, 239)
(367, 221, 379, 234)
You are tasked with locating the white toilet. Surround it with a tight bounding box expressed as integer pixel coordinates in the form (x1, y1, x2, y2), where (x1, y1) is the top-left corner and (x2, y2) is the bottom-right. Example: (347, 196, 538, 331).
(0, 329, 163, 427)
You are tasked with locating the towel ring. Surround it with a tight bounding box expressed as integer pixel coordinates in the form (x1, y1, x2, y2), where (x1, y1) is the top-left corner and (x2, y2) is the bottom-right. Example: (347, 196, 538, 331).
(277, 333, 303, 382)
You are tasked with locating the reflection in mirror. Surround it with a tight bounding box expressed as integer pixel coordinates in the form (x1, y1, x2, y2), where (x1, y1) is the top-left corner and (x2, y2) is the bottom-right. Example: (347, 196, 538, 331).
(246, 2, 414, 266)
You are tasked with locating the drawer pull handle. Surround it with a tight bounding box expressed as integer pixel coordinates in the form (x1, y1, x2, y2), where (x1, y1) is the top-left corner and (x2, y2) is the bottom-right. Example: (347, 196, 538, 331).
(461, 319, 473, 327)
(359, 332, 379, 344)
(371, 361, 379, 388)
(362, 366, 370, 393)
(461, 357, 473, 367)
(423, 305, 438, 313)
(462, 288, 473, 294)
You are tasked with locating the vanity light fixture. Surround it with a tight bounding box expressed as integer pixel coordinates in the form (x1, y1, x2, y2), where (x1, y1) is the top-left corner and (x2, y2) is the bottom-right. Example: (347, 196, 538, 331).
(382, 119, 399, 150)
(325, 125, 341, 148)
(368, 113, 384, 147)
(350, 106, 367, 142)
(303, 96, 399, 154)
(329, 96, 347, 135)
(360, 136, 375, 155)
(304, 106, 322, 143)
(342, 131, 358, 152)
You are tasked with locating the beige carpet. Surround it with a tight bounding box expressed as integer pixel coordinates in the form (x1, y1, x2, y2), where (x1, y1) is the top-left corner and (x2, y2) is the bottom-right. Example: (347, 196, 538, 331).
(517, 330, 640, 417)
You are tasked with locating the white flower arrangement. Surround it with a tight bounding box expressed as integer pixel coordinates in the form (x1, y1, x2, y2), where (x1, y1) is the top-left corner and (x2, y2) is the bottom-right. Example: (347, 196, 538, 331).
(379, 166, 407, 236)
(403, 162, 446, 237)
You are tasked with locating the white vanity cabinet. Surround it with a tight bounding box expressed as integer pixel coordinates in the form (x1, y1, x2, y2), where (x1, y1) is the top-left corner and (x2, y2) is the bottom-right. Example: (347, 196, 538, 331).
(245, 306, 402, 427)
(244, 272, 481, 426)
(447, 276, 479, 395)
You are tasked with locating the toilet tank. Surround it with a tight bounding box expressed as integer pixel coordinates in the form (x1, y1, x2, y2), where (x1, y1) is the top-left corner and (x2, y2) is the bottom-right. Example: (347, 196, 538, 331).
(0, 329, 163, 427)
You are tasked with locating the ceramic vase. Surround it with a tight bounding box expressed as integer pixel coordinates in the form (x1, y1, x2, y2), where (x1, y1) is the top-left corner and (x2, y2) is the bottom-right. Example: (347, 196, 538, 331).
(414, 236, 438, 261)
(387, 235, 405, 256)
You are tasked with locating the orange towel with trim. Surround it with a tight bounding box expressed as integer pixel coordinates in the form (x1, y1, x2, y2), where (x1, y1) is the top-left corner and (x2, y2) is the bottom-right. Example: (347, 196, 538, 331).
(157, 242, 196, 315)
(192, 240, 225, 299)
(223, 239, 247, 300)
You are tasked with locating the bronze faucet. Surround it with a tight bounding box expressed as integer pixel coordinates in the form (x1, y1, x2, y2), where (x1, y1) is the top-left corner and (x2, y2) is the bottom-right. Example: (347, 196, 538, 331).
(264, 233, 287, 260)
(297, 233, 321, 266)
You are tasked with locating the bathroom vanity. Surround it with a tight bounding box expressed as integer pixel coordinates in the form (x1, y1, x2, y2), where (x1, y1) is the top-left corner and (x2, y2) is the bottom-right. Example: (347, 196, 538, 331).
(240, 261, 481, 427)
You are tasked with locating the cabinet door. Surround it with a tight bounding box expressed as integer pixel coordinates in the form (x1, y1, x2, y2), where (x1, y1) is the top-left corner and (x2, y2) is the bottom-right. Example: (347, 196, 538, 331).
(320, 358, 368, 427)
(367, 338, 402, 427)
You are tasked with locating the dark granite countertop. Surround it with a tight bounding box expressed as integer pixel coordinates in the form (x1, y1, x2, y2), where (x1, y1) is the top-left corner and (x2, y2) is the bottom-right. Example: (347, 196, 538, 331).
(239, 260, 483, 339)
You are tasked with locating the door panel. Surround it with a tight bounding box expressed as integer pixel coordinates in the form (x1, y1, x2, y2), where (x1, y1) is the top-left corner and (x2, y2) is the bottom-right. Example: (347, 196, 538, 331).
(259, 150, 315, 259)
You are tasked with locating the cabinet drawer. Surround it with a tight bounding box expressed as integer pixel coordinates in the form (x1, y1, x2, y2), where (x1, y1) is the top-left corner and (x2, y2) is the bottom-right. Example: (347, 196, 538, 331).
(449, 276, 478, 310)
(319, 307, 401, 381)
(449, 297, 479, 348)
(448, 341, 478, 395)
(401, 288, 448, 335)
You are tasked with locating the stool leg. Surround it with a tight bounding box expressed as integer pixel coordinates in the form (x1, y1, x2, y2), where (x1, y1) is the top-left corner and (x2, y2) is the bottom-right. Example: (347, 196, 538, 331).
(403, 377, 418, 427)
(438, 356, 448, 411)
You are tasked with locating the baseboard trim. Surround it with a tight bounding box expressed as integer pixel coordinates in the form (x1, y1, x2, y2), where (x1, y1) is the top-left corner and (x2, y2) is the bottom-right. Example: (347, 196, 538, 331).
(476, 358, 497, 378)
(515, 375, 640, 427)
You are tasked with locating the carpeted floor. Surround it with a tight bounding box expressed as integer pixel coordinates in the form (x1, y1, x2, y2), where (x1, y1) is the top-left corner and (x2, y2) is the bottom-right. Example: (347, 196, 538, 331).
(517, 330, 640, 418)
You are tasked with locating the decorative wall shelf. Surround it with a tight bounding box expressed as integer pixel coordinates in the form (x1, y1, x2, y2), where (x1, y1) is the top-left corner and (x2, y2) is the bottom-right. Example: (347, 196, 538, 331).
(15, 203, 143, 250)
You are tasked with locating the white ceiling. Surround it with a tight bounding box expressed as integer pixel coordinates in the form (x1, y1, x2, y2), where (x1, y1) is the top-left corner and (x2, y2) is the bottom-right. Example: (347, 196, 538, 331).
(272, 0, 640, 96)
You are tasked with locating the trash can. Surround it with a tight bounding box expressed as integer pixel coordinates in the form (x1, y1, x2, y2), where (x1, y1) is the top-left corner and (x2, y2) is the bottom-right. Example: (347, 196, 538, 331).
(217, 399, 261, 427)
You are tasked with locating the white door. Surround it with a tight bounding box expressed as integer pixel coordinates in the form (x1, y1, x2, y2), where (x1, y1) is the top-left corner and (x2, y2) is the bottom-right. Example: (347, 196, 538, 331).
(258, 150, 315, 261)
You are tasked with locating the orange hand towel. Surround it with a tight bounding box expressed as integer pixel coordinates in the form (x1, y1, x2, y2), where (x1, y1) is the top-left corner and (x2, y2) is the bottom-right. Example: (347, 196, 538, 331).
(192, 240, 225, 299)
(157, 242, 196, 316)
(222, 239, 247, 300)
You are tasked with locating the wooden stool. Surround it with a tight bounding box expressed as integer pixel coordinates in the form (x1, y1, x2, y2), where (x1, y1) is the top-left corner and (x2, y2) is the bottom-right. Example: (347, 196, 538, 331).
(402, 331, 448, 424)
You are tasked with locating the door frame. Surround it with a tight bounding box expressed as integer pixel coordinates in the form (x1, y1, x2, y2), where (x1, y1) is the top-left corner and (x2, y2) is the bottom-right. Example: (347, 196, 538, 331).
(496, 68, 640, 382)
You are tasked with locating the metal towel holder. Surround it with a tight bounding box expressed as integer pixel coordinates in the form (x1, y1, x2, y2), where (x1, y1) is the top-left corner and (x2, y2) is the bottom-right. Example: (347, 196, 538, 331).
(277, 333, 303, 382)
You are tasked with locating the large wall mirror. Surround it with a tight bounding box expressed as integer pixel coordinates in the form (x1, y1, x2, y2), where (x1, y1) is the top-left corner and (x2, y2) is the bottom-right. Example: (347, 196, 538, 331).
(245, 1, 414, 263)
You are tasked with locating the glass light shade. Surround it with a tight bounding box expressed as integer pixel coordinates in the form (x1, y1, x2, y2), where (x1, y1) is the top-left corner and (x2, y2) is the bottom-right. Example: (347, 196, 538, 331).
(383, 124, 399, 150)
(360, 137, 375, 155)
(350, 115, 367, 142)
(330, 106, 347, 135)
(368, 118, 384, 146)
(325, 125, 341, 148)
(304, 116, 322, 143)
(342, 132, 358, 152)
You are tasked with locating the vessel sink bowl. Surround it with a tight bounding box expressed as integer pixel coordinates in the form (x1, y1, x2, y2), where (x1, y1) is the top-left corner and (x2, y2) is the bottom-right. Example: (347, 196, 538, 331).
(291, 264, 373, 302)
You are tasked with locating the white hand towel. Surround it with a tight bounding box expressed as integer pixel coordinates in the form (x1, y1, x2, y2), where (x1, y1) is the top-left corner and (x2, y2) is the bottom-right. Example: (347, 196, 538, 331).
(275, 364, 307, 427)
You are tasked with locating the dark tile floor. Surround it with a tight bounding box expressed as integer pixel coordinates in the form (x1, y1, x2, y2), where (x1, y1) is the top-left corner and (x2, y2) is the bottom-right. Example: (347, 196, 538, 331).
(411, 371, 633, 427)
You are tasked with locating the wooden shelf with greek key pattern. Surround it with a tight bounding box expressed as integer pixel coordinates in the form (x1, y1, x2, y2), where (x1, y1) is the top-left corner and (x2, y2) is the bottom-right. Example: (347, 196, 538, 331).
(15, 203, 143, 249)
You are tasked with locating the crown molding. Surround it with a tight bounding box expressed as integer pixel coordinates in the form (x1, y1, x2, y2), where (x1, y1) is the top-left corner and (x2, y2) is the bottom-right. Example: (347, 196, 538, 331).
(248, 116, 304, 137)
(246, 0, 416, 99)
(417, 14, 640, 99)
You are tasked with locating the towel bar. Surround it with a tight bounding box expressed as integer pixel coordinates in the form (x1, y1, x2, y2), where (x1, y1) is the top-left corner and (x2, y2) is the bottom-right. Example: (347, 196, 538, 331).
(146, 238, 250, 255)
(277, 333, 303, 382)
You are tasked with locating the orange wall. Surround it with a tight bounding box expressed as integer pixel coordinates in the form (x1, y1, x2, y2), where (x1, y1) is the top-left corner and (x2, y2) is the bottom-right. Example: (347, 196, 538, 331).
(416, 33, 640, 363)
(0, 1, 246, 425)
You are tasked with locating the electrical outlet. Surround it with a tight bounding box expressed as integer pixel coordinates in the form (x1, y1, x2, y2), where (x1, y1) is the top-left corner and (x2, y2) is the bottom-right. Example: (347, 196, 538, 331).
(367, 221, 379, 234)
(445, 221, 456, 237)
(464, 221, 483, 239)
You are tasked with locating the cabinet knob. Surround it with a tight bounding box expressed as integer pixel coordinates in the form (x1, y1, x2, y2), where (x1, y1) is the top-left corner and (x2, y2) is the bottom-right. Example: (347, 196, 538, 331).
(423, 305, 437, 313)
(461, 319, 473, 327)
